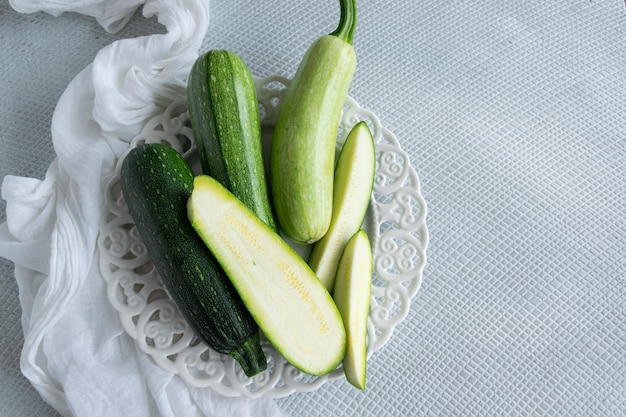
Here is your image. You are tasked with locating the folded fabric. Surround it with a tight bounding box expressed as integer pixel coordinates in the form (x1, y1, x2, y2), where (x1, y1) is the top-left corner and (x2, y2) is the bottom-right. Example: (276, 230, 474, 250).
(9, 0, 144, 33)
(0, 1, 284, 416)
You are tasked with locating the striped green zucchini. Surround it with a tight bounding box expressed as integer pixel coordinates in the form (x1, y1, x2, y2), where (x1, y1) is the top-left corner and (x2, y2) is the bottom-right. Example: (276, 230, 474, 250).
(187, 49, 277, 233)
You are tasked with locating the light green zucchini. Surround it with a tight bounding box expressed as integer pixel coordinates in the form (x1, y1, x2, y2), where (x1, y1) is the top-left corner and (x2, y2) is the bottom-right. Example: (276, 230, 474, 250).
(333, 229, 373, 390)
(269, 0, 358, 244)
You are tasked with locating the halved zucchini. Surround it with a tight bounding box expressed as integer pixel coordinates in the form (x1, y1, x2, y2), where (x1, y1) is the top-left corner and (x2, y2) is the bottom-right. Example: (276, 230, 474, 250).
(187, 175, 347, 376)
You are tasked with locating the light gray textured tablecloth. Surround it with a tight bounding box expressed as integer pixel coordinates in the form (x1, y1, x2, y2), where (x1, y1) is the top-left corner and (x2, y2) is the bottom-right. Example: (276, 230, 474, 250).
(2, 0, 625, 416)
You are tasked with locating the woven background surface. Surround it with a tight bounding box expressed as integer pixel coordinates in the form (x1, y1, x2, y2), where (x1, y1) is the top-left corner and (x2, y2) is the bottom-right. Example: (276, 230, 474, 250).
(2, 0, 625, 416)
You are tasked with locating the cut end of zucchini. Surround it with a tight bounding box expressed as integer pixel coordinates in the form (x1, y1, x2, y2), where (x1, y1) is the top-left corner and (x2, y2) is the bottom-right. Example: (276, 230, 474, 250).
(229, 332, 267, 377)
(333, 229, 373, 390)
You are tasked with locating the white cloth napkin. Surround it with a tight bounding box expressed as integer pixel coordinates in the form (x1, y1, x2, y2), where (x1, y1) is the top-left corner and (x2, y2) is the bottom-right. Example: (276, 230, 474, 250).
(0, 1, 285, 416)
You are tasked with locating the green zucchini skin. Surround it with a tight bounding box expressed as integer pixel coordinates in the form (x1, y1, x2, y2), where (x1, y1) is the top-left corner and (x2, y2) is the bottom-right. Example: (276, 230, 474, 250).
(270, 1, 357, 245)
(187, 50, 278, 233)
(120, 143, 266, 377)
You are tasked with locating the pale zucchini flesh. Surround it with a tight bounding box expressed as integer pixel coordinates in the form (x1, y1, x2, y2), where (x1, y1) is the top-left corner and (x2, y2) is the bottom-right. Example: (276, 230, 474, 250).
(332, 229, 373, 390)
(188, 175, 347, 376)
(308, 121, 375, 292)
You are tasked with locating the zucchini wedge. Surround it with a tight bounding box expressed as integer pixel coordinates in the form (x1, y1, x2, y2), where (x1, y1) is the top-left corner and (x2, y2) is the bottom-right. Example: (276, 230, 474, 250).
(188, 175, 347, 376)
(333, 229, 373, 390)
(308, 121, 375, 292)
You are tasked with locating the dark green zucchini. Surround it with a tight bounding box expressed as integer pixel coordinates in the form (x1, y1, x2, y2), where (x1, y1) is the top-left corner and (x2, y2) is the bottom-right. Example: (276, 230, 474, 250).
(187, 49, 278, 233)
(120, 143, 266, 377)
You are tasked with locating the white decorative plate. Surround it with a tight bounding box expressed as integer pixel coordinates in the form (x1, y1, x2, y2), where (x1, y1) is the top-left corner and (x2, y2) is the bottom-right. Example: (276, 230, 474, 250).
(97, 75, 428, 398)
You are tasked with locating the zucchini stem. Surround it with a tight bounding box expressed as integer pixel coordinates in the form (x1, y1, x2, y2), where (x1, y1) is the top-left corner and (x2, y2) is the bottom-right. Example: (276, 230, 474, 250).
(229, 333, 267, 377)
(330, 0, 357, 44)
